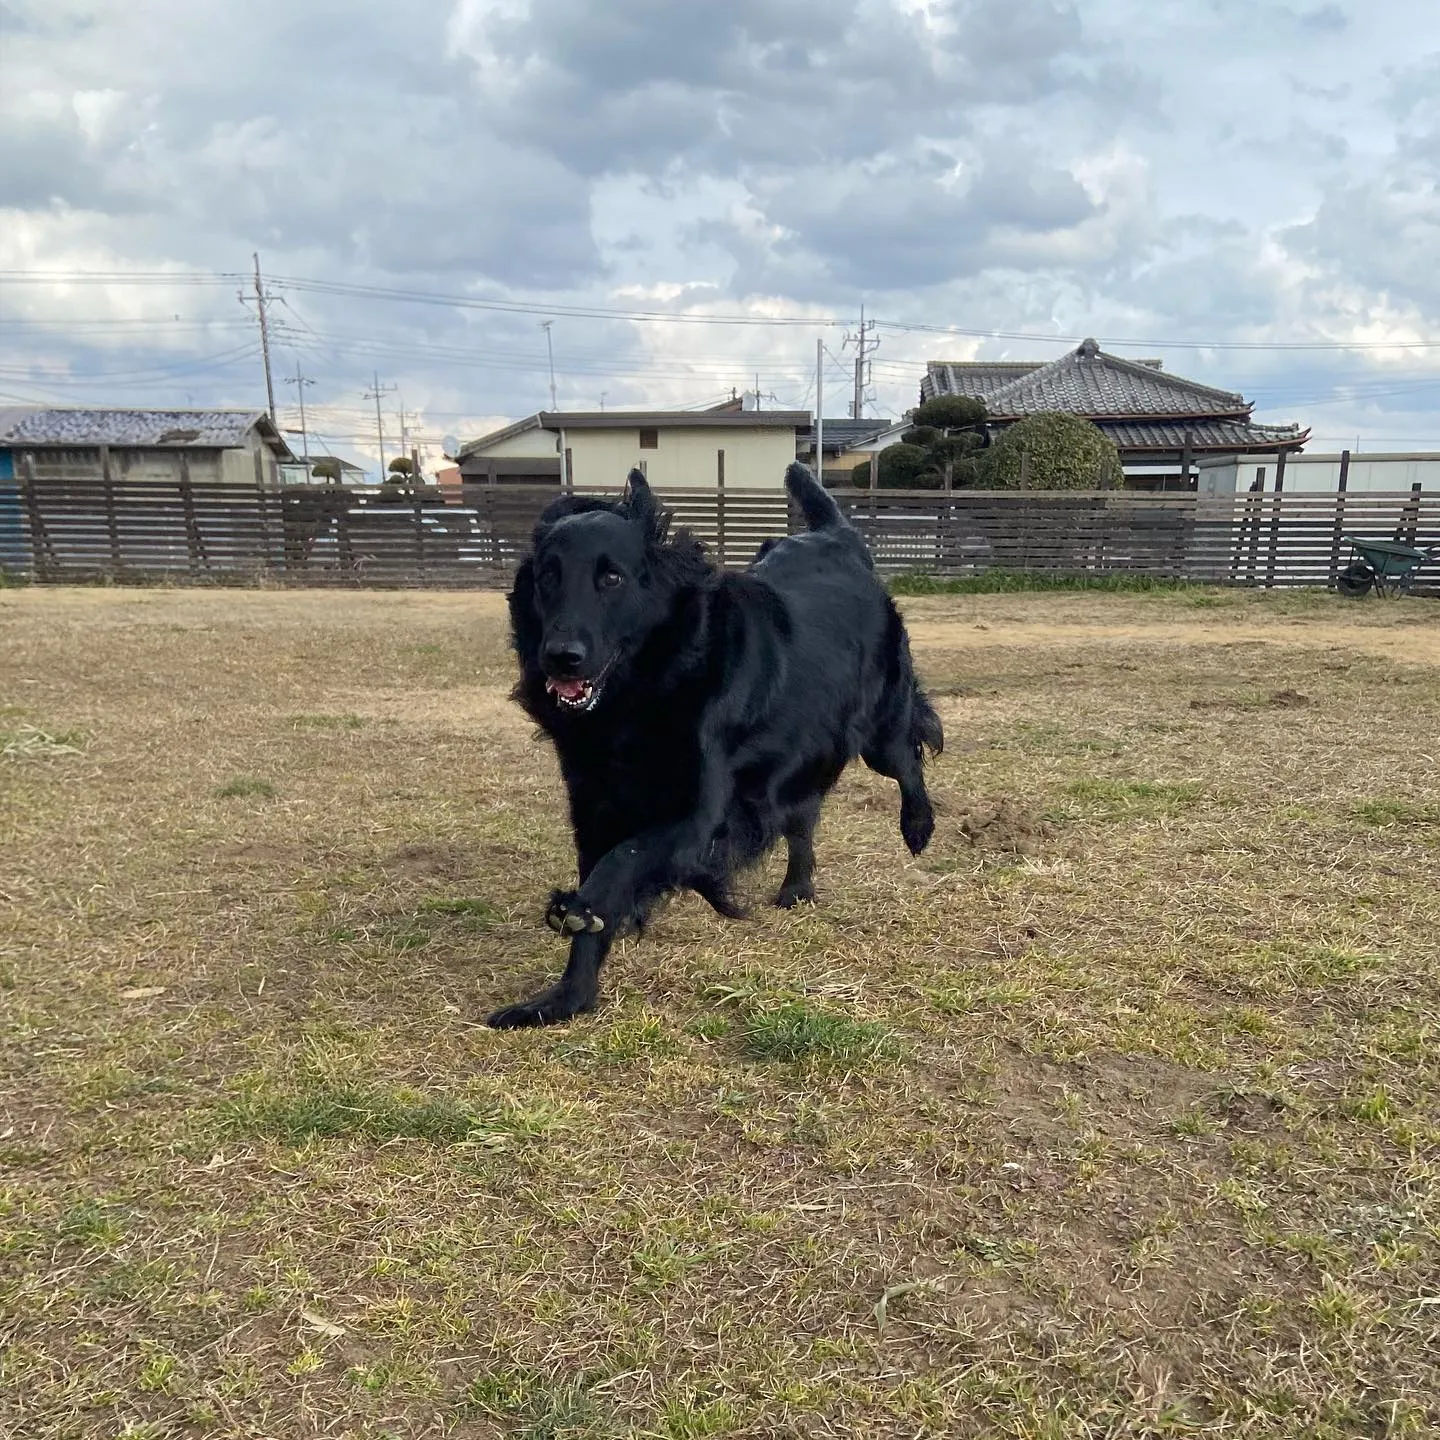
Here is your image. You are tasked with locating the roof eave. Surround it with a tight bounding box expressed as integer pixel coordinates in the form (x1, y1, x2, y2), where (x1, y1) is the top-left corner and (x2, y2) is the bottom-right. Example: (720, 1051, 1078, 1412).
(457, 413, 548, 459)
(538, 410, 811, 430)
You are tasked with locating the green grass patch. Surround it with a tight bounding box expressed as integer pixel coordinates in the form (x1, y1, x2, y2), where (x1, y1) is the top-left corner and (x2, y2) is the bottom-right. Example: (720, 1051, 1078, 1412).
(56, 1199, 126, 1246)
(214, 775, 276, 799)
(417, 896, 502, 923)
(219, 1084, 491, 1146)
(462, 1369, 616, 1437)
(288, 713, 368, 731)
(888, 569, 1200, 596)
(1352, 797, 1440, 828)
(740, 1002, 898, 1065)
(1064, 777, 1204, 816)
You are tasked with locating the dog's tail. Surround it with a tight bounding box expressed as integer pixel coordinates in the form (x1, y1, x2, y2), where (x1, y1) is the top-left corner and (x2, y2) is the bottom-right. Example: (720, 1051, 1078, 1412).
(911, 683, 944, 758)
(785, 461, 845, 532)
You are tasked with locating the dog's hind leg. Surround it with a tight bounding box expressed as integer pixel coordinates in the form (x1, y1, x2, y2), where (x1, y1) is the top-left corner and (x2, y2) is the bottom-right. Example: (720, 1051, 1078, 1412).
(487, 930, 612, 1029)
(862, 733, 934, 856)
(863, 697, 938, 857)
(774, 797, 822, 908)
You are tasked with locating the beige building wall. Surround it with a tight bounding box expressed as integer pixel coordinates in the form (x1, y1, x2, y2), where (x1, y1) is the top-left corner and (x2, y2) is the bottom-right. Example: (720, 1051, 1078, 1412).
(566, 426, 794, 489)
(473, 426, 560, 459)
(221, 445, 267, 487)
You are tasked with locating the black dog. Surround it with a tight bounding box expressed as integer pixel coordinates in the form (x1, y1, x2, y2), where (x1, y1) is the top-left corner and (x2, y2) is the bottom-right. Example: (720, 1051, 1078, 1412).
(488, 462, 942, 1029)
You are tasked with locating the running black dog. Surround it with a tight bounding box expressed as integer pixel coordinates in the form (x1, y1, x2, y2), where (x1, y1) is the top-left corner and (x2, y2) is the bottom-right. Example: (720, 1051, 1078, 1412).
(487, 462, 942, 1028)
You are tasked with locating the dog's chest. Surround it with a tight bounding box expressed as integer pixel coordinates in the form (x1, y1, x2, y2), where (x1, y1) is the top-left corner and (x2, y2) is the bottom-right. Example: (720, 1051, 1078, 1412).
(557, 711, 699, 826)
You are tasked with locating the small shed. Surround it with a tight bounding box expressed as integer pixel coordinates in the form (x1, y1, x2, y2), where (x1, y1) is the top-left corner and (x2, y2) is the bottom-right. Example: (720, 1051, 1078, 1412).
(0, 408, 296, 488)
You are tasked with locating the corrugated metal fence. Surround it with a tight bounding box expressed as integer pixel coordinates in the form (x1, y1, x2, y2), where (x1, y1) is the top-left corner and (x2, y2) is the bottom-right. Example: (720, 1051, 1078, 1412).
(1, 470, 1435, 590)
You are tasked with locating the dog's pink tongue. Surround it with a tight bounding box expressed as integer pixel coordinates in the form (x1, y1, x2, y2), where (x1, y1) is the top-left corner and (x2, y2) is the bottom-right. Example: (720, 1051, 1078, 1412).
(548, 678, 587, 702)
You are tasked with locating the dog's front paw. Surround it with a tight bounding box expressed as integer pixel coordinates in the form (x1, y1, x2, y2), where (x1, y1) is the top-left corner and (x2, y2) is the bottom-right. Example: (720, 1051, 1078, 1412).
(544, 889, 606, 936)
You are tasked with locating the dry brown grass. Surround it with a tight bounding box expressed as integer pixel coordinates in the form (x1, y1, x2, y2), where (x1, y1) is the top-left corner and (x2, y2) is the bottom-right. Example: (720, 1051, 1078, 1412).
(2, 583, 1438, 1440)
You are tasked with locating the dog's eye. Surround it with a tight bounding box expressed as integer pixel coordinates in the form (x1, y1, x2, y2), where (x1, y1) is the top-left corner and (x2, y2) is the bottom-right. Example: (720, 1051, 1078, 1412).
(598, 570, 625, 590)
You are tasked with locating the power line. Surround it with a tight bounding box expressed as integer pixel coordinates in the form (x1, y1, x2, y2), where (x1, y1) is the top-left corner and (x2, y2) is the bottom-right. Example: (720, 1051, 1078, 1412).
(877, 319, 1440, 353)
(268, 274, 844, 328)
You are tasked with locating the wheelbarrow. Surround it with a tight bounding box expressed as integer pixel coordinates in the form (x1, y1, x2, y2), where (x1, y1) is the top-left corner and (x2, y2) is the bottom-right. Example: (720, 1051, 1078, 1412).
(1335, 535, 1439, 598)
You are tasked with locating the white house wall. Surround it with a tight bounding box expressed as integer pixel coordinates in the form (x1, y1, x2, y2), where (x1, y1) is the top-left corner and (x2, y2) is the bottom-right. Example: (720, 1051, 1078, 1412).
(567, 427, 794, 489)
(1207, 454, 1440, 494)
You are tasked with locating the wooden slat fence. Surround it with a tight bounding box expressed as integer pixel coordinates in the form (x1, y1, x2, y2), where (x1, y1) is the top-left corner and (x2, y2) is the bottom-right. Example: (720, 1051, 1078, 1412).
(3, 469, 1436, 591)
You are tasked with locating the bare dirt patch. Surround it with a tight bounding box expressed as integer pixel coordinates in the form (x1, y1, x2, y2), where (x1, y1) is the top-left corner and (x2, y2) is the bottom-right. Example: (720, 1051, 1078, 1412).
(954, 796, 1056, 854)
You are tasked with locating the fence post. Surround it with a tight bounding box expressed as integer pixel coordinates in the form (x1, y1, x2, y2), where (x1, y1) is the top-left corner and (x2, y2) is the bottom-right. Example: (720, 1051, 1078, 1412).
(1328, 450, 1350, 588)
(1242, 477, 1264, 585)
(412, 487, 427, 584)
(100, 444, 122, 575)
(1264, 449, 1287, 587)
(716, 448, 726, 568)
(336, 497, 356, 577)
(1399, 482, 1422, 548)
(1019, 450, 1031, 488)
(179, 452, 207, 576)
(19, 454, 53, 581)
(252, 447, 276, 572)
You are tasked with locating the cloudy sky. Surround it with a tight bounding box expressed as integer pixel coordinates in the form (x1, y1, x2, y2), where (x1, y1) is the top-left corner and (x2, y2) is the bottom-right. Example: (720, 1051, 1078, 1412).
(2, 0, 1439, 475)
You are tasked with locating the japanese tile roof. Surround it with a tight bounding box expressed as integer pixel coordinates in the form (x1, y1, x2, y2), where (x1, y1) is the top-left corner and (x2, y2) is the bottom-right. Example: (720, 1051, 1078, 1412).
(925, 339, 1249, 419)
(799, 418, 895, 451)
(0, 408, 286, 450)
(1096, 417, 1308, 452)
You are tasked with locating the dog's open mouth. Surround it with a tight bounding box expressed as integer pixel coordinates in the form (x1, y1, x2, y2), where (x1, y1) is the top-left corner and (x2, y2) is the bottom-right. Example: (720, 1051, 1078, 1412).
(545, 676, 603, 712)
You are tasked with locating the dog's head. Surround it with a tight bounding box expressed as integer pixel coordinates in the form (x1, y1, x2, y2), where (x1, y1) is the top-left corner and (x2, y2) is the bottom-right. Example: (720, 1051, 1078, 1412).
(509, 470, 706, 715)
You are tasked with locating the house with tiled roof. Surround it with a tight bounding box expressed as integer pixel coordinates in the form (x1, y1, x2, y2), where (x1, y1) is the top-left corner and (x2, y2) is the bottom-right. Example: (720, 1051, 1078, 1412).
(0, 408, 295, 487)
(922, 339, 1308, 489)
(796, 417, 895, 480)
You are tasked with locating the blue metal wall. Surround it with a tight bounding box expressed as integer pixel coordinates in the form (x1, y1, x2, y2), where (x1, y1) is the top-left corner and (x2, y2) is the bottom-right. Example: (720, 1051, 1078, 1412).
(0, 449, 32, 574)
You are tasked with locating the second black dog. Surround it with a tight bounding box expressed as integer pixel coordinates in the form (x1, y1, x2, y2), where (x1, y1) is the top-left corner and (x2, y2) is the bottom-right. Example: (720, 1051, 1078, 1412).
(488, 461, 942, 1028)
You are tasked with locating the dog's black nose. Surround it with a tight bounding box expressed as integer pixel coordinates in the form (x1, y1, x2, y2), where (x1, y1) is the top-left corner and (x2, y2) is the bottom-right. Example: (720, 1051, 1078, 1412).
(542, 640, 588, 676)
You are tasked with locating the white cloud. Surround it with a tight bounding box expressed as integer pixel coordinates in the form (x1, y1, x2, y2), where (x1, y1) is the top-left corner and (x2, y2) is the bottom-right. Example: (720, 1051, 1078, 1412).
(1, 0, 1439, 462)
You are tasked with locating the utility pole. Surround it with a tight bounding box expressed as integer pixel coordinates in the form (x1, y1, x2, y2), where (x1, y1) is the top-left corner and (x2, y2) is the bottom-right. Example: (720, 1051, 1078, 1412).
(286, 363, 314, 471)
(541, 320, 558, 411)
(363, 372, 396, 482)
(253, 253, 276, 425)
(396, 401, 423, 483)
(848, 305, 878, 419)
(815, 338, 824, 480)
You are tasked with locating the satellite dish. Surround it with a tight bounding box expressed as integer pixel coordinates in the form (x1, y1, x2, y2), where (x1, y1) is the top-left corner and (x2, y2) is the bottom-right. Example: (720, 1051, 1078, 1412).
(441, 434, 460, 459)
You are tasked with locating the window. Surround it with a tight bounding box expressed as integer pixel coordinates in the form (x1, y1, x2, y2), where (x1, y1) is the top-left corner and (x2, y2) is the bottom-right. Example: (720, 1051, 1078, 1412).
(639, 428, 659, 449)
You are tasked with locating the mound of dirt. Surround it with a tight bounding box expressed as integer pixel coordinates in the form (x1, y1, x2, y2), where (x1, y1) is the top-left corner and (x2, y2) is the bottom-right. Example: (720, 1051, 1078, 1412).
(1268, 688, 1311, 709)
(956, 798, 1056, 855)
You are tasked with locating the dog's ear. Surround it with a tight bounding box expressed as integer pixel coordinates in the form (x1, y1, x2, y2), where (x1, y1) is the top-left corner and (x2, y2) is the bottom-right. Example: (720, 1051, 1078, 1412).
(623, 468, 662, 536)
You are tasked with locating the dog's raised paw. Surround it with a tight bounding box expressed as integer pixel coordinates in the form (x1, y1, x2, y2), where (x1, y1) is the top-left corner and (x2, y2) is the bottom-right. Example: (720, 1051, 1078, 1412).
(545, 890, 605, 935)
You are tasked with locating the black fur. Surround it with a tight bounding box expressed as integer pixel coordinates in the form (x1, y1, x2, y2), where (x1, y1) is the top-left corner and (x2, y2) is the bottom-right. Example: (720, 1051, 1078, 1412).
(488, 462, 943, 1028)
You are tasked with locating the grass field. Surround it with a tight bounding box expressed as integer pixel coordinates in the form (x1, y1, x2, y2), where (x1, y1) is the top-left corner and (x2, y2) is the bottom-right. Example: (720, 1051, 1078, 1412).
(2, 584, 1438, 1440)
